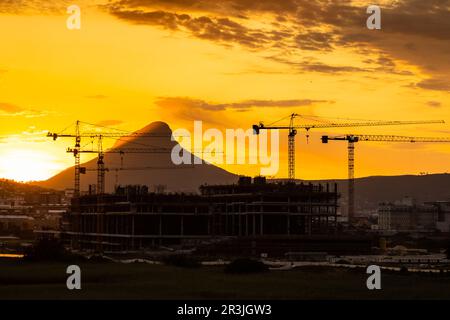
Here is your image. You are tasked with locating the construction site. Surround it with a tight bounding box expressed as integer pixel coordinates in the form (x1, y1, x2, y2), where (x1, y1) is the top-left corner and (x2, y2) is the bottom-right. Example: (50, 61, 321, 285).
(63, 177, 342, 254)
(43, 115, 450, 256)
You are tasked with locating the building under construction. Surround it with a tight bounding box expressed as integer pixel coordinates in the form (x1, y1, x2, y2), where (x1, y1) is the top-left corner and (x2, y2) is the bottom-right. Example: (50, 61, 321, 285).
(61, 176, 346, 254)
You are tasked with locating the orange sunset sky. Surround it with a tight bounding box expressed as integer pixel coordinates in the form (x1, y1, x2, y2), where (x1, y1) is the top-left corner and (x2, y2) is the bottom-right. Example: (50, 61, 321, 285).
(0, 0, 449, 182)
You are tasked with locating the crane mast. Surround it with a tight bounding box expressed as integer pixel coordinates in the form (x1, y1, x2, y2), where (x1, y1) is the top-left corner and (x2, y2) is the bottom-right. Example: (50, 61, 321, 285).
(322, 134, 450, 223)
(73, 121, 81, 197)
(97, 135, 105, 195)
(288, 114, 298, 181)
(347, 137, 356, 222)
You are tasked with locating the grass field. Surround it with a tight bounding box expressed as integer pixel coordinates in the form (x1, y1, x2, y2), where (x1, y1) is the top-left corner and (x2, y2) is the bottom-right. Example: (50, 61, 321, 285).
(1, 259, 450, 300)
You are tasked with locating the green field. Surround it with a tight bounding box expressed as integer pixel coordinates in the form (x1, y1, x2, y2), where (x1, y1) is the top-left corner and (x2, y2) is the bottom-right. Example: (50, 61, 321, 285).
(1, 259, 449, 300)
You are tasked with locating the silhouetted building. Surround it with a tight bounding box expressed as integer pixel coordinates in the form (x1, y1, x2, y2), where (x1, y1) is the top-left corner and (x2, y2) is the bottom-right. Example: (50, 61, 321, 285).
(62, 178, 340, 252)
(0, 197, 33, 234)
(426, 201, 450, 233)
(378, 198, 438, 232)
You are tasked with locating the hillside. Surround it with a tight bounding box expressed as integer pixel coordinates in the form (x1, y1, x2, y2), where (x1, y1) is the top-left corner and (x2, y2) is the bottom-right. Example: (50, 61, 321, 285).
(314, 173, 450, 212)
(0, 179, 52, 198)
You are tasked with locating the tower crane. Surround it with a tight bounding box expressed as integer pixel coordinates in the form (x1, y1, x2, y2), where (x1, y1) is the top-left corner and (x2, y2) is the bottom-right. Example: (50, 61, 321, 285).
(47, 121, 176, 196)
(66, 146, 173, 194)
(253, 114, 444, 182)
(321, 134, 450, 223)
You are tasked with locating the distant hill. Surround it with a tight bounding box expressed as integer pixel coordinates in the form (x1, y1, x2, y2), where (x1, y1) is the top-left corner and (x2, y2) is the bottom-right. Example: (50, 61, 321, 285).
(0, 179, 52, 197)
(312, 174, 450, 212)
(36, 121, 238, 193)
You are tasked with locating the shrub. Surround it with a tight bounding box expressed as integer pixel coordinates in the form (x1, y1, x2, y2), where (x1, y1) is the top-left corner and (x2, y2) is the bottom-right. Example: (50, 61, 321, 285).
(224, 258, 269, 274)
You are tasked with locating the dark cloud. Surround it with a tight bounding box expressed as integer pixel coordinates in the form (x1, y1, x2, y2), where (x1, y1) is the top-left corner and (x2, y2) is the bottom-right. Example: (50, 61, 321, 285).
(295, 32, 335, 51)
(337, 32, 377, 46)
(364, 55, 415, 76)
(108, 8, 276, 48)
(381, 0, 450, 41)
(416, 78, 450, 92)
(272, 51, 415, 76)
(0, 0, 70, 14)
(375, 56, 396, 68)
(300, 62, 371, 74)
(0, 102, 47, 117)
(3, 1, 448, 89)
(426, 101, 442, 108)
(267, 56, 392, 75)
(155, 97, 332, 111)
(0, 102, 22, 113)
(109, 0, 299, 16)
(106, 1, 311, 50)
(105, 0, 450, 85)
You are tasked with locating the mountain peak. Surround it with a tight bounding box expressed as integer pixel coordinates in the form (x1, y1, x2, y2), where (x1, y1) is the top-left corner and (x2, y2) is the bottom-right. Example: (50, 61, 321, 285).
(37, 119, 237, 192)
(137, 121, 172, 134)
(111, 121, 173, 149)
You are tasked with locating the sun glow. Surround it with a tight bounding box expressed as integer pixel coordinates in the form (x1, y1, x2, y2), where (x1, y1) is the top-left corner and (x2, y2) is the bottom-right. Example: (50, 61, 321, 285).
(0, 149, 63, 182)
